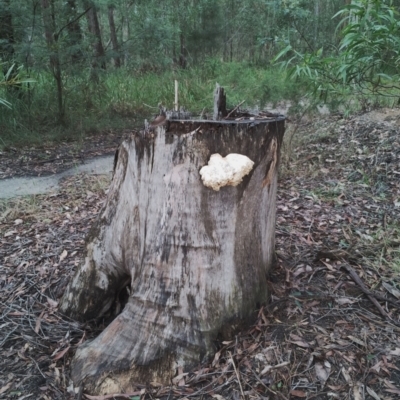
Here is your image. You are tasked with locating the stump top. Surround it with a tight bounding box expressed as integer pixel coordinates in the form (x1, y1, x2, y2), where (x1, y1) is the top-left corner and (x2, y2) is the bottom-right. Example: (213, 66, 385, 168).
(172, 115, 286, 125)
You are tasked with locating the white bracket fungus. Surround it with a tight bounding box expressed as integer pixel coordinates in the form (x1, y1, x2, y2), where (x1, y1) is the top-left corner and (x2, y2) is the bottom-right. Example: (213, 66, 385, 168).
(199, 153, 254, 191)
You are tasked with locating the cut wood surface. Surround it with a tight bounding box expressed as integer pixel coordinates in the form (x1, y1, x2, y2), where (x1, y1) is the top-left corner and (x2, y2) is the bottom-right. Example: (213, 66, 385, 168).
(60, 115, 285, 394)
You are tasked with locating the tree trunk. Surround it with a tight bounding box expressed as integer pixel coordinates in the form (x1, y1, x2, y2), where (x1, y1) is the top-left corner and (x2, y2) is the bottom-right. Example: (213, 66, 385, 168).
(0, 0, 14, 60)
(107, 4, 121, 68)
(41, 0, 64, 123)
(0, 0, 21, 96)
(66, 0, 84, 63)
(83, 0, 106, 78)
(61, 114, 285, 395)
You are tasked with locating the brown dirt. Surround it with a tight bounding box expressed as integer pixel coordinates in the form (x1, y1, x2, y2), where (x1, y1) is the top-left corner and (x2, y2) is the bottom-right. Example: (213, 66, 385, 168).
(1, 108, 400, 399)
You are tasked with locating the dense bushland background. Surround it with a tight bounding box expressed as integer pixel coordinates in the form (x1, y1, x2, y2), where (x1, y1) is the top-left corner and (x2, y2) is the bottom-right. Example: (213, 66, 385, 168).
(1, 0, 400, 147)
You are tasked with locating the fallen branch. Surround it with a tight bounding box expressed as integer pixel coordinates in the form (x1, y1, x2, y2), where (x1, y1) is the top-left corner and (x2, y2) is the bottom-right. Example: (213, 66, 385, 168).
(84, 392, 141, 400)
(229, 351, 246, 399)
(340, 264, 398, 322)
(260, 361, 290, 376)
(224, 100, 246, 119)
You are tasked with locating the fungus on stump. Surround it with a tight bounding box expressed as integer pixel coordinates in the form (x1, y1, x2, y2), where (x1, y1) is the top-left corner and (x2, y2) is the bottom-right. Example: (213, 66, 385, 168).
(60, 110, 285, 394)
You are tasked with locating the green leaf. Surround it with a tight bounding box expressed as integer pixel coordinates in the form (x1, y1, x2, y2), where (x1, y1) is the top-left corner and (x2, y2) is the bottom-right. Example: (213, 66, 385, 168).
(273, 45, 293, 63)
(0, 98, 12, 109)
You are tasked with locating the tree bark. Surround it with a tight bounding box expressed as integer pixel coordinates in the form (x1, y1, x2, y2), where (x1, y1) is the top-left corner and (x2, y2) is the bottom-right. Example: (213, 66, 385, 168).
(0, 0, 14, 60)
(107, 4, 121, 68)
(82, 0, 106, 77)
(65, 0, 84, 63)
(61, 115, 285, 395)
(41, 0, 64, 123)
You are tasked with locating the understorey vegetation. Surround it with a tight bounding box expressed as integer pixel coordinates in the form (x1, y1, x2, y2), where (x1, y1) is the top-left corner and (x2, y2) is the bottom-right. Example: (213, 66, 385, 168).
(3, 0, 398, 148)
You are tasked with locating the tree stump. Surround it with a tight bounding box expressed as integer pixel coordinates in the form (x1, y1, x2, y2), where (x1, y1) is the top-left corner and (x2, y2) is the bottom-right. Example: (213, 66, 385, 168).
(60, 112, 285, 395)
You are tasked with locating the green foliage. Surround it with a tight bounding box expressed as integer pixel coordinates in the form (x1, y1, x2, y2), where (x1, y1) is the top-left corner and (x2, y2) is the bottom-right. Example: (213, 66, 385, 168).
(0, 62, 298, 147)
(275, 0, 400, 106)
(0, 63, 35, 108)
(0, 0, 372, 145)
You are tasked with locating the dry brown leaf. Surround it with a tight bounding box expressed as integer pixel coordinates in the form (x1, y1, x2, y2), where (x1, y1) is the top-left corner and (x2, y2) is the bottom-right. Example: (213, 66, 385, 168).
(366, 386, 381, 400)
(347, 335, 365, 347)
(315, 361, 331, 386)
(212, 350, 221, 367)
(385, 388, 400, 395)
(289, 339, 310, 348)
(212, 395, 227, 400)
(341, 367, 352, 383)
(53, 346, 70, 361)
(382, 282, 400, 299)
(59, 249, 68, 262)
(84, 392, 141, 400)
(389, 348, 400, 356)
(46, 297, 58, 308)
(0, 382, 13, 394)
(290, 389, 307, 397)
(353, 382, 362, 400)
(34, 317, 41, 334)
(335, 297, 357, 305)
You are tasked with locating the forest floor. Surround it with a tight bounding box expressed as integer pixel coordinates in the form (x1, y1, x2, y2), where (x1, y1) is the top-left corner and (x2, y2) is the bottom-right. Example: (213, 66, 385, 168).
(0, 108, 400, 400)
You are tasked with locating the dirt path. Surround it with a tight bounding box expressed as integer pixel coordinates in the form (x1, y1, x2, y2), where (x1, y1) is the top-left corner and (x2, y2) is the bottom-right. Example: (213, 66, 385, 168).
(0, 155, 114, 198)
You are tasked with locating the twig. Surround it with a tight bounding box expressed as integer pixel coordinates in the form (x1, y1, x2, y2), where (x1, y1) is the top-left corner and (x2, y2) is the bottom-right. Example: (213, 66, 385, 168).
(224, 100, 246, 119)
(84, 393, 141, 400)
(29, 355, 48, 380)
(260, 361, 290, 376)
(340, 264, 397, 321)
(174, 80, 179, 112)
(143, 103, 159, 109)
(228, 351, 246, 399)
(77, 385, 83, 400)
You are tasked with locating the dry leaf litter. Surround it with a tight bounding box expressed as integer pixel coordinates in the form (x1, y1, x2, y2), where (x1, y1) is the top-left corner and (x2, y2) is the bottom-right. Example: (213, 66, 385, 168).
(0, 108, 400, 399)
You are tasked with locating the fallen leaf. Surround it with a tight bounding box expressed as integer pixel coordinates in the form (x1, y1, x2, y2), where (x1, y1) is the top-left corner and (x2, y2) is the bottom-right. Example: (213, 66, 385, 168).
(212, 350, 221, 367)
(370, 360, 382, 373)
(0, 382, 13, 394)
(84, 392, 141, 400)
(382, 282, 400, 299)
(34, 317, 41, 334)
(212, 395, 227, 400)
(385, 388, 400, 395)
(53, 346, 70, 361)
(366, 386, 381, 400)
(348, 335, 366, 347)
(335, 297, 357, 305)
(289, 340, 310, 348)
(315, 361, 331, 386)
(353, 382, 362, 400)
(4, 230, 16, 237)
(59, 249, 68, 262)
(389, 348, 400, 356)
(341, 367, 352, 383)
(46, 297, 58, 308)
(14, 219, 23, 225)
(290, 389, 306, 397)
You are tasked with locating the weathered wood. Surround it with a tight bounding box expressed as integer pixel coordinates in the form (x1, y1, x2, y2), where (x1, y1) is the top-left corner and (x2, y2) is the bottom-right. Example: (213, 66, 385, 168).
(60, 115, 285, 395)
(213, 83, 227, 120)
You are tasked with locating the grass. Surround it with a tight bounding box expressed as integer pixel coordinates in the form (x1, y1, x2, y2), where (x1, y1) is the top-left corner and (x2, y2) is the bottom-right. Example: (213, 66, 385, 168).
(0, 60, 306, 149)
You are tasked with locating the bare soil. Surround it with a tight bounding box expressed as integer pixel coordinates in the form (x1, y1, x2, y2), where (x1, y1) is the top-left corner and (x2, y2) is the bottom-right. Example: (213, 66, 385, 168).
(0, 108, 400, 399)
